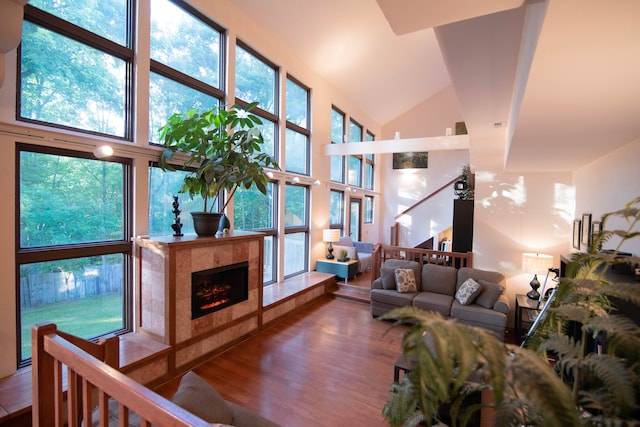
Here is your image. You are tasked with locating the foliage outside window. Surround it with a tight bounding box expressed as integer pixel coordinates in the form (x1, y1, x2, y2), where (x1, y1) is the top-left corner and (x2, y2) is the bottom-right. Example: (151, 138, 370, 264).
(17, 144, 132, 365)
(330, 107, 345, 183)
(20, 2, 132, 138)
(235, 43, 276, 115)
(329, 190, 344, 235)
(149, 0, 224, 143)
(284, 184, 309, 277)
(364, 195, 374, 224)
(348, 120, 363, 187)
(365, 131, 375, 190)
(285, 76, 310, 175)
(234, 183, 277, 284)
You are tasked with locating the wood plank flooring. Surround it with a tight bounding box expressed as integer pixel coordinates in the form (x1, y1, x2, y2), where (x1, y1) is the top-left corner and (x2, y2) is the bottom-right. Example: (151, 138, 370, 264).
(155, 296, 407, 427)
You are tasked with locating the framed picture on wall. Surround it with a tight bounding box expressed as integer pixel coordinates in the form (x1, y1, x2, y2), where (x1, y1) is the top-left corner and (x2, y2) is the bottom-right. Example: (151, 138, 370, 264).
(592, 221, 602, 242)
(581, 213, 592, 246)
(573, 219, 581, 250)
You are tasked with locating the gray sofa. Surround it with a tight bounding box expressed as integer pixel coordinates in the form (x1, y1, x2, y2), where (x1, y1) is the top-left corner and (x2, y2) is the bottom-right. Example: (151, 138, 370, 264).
(371, 259, 510, 339)
(335, 236, 374, 274)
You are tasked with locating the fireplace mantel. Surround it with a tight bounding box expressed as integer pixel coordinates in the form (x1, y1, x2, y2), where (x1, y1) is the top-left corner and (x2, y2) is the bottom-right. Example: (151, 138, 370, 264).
(134, 231, 264, 372)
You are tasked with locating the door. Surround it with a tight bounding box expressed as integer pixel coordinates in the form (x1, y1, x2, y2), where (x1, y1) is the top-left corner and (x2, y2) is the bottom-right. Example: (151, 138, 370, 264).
(349, 198, 362, 241)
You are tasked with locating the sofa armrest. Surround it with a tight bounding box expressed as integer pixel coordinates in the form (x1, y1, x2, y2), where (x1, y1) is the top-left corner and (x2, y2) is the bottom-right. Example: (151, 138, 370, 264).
(354, 241, 374, 254)
(493, 294, 510, 314)
(372, 277, 383, 289)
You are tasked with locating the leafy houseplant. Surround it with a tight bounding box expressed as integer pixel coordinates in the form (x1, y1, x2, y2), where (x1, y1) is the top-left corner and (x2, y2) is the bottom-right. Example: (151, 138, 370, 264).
(158, 102, 278, 235)
(381, 197, 640, 427)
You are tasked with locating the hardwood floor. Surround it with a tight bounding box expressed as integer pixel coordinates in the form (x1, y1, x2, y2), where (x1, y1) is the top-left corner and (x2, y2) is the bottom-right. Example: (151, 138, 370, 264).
(155, 296, 407, 427)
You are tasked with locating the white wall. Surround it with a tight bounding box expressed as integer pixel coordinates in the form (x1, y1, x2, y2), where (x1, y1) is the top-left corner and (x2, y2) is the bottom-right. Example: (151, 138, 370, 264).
(573, 139, 640, 256)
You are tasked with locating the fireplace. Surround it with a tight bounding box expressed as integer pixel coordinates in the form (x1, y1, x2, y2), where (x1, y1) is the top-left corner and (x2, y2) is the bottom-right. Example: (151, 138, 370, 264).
(191, 261, 249, 319)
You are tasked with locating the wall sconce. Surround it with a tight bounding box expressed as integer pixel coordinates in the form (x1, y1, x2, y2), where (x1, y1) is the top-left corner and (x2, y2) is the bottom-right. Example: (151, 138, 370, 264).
(93, 145, 113, 159)
(322, 229, 341, 259)
(291, 176, 300, 184)
(267, 171, 274, 179)
(522, 253, 553, 300)
(312, 179, 321, 187)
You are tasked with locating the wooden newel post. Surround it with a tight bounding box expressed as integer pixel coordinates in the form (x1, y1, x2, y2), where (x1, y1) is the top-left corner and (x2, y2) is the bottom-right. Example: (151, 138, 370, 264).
(32, 322, 58, 427)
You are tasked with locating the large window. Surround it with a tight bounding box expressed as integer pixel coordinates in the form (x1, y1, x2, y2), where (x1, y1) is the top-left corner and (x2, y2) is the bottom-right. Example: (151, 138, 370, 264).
(348, 120, 363, 187)
(364, 195, 374, 224)
(330, 107, 345, 182)
(285, 76, 310, 175)
(329, 190, 345, 235)
(17, 144, 132, 366)
(149, 0, 224, 143)
(234, 182, 278, 285)
(235, 42, 278, 159)
(284, 184, 309, 277)
(19, 1, 133, 138)
(364, 131, 375, 191)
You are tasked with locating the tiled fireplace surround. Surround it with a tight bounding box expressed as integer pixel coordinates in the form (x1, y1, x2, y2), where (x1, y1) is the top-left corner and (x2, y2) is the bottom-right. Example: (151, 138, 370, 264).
(134, 231, 333, 384)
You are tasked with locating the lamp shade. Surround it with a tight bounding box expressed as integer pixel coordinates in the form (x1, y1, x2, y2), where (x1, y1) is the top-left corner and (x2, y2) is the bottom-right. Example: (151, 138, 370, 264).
(522, 253, 553, 276)
(322, 229, 341, 243)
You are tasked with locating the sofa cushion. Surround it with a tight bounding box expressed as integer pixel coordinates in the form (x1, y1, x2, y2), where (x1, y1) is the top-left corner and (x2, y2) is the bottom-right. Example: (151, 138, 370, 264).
(455, 278, 482, 305)
(381, 259, 422, 290)
(171, 371, 234, 424)
(332, 245, 356, 260)
(457, 267, 505, 290)
(412, 292, 454, 316)
(370, 288, 418, 307)
(451, 301, 508, 330)
(395, 268, 417, 293)
(475, 279, 504, 309)
(380, 267, 396, 289)
(421, 263, 457, 295)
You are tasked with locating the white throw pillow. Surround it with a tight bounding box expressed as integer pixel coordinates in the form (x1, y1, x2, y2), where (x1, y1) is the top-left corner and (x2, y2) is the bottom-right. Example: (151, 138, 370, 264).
(455, 278, 482, 305)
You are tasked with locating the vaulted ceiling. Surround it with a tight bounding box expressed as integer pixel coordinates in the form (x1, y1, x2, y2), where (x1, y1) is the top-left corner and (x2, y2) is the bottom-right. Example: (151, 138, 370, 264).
(231, 0, 640, 172)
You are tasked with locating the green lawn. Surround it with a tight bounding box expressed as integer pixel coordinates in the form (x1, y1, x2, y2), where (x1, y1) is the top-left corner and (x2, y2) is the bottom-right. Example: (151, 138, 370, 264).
(21, 293, 123, 359)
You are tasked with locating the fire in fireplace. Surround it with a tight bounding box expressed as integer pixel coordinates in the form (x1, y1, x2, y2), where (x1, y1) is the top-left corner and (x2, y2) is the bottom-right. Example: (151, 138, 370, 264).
(192, 261, 249, 319)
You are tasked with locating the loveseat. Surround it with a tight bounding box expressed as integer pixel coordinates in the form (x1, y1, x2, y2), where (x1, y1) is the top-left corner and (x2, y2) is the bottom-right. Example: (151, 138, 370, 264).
(370, 259, 510, 339)
(334, 236, 374, 274)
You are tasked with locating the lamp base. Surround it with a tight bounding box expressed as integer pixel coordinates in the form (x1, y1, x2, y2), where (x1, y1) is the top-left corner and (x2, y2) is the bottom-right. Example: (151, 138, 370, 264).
(526, 289, 540, 300)
(527, 273, 541, 300)
(326, 243, 335, 259)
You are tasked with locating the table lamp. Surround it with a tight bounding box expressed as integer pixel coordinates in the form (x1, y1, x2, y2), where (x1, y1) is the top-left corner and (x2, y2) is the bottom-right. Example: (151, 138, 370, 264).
(322, 229, 341, 259)
(522, 252, 553, 300)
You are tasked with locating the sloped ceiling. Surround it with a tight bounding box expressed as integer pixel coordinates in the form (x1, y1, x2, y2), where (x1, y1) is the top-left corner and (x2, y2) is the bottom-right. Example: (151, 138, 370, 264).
(230, 0, 640, 172)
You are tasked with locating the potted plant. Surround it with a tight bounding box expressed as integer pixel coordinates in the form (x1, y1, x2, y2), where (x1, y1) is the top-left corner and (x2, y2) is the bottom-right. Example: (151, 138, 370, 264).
(158, 102, 278, 236)
(338, 249, 349, 262)
(381, 197, 640, 427)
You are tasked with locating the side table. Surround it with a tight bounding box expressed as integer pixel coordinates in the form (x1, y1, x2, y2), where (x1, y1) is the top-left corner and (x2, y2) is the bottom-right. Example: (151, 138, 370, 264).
(515, 293, 540, 343)
(316, 258, 358, 283)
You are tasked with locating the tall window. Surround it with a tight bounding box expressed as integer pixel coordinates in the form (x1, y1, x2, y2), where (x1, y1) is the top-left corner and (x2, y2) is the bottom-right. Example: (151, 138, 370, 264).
(19, 1, 133, 138)
(329, 190, 345, 235)
(234, 182, 277, 285)
(149, 0, 224, 143)
(330, 107, 345, 182)
(364, 195, 374, 224)
(235, 42, 278, 159)
(235, 42, 283, 279)
(17, 144, 132, 366)
(284, 184, 309, 277)
(364, 131, 375, 190)
(348, 120, 363, 187)
(285, 76, 310, 175)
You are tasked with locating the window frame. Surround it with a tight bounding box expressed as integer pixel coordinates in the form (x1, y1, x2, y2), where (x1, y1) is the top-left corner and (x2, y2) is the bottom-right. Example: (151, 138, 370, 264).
(284, 74, 311, 176)
(18, 3, 136, 140)
(15, 143, 133, 367)
(283, 183, 310, 278)
(330, 106, 346, 183)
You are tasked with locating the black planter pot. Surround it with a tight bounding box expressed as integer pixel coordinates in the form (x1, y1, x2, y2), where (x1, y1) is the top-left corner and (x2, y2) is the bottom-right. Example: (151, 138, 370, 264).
(191, 212, 222, 236)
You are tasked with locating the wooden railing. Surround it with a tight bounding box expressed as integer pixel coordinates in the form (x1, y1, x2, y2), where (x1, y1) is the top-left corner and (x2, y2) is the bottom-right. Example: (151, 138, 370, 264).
(32, 323, 209, 427)
(371, 244, 473, 281)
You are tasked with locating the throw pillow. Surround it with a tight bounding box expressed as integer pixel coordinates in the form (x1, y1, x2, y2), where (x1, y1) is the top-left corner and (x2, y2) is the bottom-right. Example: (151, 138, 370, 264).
(455, 278, 482, 305)
(380, 267, 396, 290)
(395, 268, 417, 293)
(475, 279, 504, 309)
(332, 245, 356, 260)
(171, 371, 234, 424)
